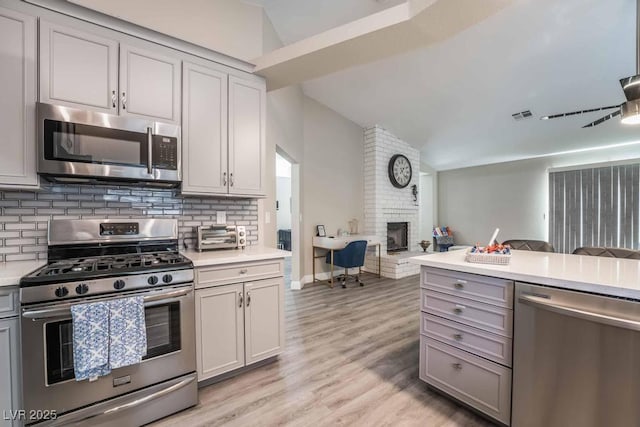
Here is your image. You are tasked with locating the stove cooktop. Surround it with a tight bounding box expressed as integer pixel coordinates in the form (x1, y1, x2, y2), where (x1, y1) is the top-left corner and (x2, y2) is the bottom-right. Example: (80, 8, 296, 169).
(21, 251, 193, 287)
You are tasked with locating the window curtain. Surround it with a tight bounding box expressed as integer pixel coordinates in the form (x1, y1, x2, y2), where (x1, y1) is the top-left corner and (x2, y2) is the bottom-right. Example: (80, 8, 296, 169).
(549, 164, 639, 254)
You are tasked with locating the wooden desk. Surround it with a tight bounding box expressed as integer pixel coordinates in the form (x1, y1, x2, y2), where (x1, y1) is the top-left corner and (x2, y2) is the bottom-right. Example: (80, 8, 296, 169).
(312, 235, 382, 287)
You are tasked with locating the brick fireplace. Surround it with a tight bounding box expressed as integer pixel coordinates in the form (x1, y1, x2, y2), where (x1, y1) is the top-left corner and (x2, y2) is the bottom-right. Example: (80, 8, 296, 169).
(363, 126, 421, 279)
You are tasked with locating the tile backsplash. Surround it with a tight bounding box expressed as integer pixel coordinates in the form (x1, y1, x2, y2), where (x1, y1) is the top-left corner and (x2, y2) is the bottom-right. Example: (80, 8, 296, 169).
(0, 183, 259, 262)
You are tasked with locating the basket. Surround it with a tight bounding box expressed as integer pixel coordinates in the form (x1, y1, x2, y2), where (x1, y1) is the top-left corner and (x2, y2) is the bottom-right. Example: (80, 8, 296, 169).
(465, 249, 511, 265)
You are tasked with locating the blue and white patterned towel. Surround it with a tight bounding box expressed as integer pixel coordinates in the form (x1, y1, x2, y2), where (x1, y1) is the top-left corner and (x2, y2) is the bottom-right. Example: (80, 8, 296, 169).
(108, 296, 147, 369)
(71, 301, 111, 381)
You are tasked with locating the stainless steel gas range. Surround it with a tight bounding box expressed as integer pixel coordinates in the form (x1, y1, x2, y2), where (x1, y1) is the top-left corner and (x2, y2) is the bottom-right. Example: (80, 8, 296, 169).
(19, 219, 197, 426)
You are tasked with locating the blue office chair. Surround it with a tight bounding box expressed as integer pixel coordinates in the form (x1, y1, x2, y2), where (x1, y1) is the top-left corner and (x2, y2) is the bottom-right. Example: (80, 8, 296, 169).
(326, 240, 368, 288)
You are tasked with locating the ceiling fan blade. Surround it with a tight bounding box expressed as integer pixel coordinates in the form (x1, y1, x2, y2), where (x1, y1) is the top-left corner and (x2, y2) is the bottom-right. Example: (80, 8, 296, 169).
(541, 105, 620, 121)
(582, 109, 621, 128)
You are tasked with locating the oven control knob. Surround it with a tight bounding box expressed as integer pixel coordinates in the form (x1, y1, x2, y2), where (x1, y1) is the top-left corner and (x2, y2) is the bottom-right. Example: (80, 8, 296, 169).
(148, 275, 159, 285)
(55, 286, 69, 298)
(239, 231, 245, 237)
(113, 279, 126, 290)
(162, 274, 173, 283)
(75, 284, 89, 295)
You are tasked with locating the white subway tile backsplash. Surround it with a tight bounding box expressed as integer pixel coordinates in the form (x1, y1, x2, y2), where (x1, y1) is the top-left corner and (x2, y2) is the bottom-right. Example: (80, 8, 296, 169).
(0, 182, 260, 262)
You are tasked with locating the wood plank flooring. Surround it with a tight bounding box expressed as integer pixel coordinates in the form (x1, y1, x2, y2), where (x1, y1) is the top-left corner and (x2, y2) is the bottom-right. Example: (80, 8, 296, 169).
(152, 273, 493, 427)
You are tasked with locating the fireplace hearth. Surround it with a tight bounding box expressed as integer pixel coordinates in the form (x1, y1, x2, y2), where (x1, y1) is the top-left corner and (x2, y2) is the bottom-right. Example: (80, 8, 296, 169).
(387, 222, 408, 253)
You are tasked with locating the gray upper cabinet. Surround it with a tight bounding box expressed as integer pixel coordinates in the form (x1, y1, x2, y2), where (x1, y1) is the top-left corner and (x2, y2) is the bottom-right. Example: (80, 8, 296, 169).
(120, 44, 181, 123)
(40, 22, 181, 124)
(182, 61, 228, 195)
(0, 6, 38, 189)
(228, 75, 266, 196)
(182, 65, 266, 197)
(39, 21, 118, 114)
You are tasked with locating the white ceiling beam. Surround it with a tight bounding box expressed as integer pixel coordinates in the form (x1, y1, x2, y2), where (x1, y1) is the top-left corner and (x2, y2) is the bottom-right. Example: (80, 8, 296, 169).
(253, 0, 512, 91)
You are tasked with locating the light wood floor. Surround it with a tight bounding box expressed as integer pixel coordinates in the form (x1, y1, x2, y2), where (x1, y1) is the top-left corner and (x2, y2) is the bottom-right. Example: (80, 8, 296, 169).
(152, 274, 493, 427)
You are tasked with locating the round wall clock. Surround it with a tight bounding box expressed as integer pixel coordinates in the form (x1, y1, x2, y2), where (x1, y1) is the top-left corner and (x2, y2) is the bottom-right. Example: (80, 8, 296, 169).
(388, 154, 412, 188)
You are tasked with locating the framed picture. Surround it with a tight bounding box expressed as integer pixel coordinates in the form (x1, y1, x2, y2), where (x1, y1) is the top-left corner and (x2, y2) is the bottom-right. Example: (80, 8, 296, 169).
(316, 225, 326, 237)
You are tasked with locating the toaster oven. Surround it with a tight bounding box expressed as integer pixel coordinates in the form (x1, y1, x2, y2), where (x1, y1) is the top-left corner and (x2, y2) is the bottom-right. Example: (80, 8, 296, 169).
(195, 225, 246, 251)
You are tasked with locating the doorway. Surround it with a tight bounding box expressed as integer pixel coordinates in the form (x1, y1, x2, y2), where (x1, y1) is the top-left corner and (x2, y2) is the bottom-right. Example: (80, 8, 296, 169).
(275, 149, 301, 289)
(419, 172, 434, 244)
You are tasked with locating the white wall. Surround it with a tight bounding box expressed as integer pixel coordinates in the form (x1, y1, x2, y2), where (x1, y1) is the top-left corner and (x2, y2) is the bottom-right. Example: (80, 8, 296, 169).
(302, 97, 364, 278)
(438, 145, 640, 246)
(419, 173, 434, 241)
(276, 176, 292, 230)
(69, 0, 264, 61)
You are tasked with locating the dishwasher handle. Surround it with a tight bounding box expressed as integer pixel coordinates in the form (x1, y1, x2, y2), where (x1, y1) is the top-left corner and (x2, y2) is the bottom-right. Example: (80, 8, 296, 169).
(519, 293, 640, 332)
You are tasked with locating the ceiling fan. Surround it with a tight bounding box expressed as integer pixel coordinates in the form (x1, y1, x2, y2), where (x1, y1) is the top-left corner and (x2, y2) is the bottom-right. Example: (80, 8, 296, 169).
(541, 0, 640, 128)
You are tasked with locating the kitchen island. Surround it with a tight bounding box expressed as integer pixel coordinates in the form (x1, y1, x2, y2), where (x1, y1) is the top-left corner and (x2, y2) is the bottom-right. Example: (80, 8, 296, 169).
(410, 249, 640, 426)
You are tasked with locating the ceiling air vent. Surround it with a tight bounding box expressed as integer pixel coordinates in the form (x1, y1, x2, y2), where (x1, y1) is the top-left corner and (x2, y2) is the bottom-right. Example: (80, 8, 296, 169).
(512, 110, 533, 121)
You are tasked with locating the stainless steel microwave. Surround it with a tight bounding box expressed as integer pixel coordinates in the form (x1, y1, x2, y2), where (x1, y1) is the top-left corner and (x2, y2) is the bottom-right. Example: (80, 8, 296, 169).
(37, 102, 181, 186)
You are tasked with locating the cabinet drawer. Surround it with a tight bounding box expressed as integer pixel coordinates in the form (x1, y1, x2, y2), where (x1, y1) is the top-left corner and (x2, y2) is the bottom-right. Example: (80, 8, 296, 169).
(421, 313, 512, 367)
(0, 287, 18, 319)
(419, 336, 511, 425)
(196, 260, 283, 288)
(422, 267, 513, 308)
(421, 289, 513, 337)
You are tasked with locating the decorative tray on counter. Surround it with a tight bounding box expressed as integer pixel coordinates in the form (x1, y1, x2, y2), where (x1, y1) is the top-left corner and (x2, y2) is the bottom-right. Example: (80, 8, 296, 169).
(465, 244, 512, 265)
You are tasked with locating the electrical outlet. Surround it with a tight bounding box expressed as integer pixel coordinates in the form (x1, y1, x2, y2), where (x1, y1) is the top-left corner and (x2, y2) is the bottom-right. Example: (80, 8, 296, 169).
(216, 211, 226, 224)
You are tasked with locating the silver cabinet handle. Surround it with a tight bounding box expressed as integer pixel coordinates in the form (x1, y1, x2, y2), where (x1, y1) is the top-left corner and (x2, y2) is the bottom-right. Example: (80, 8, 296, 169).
(453, 333, 463, 341)
(239, 293, 243, 308)
(519, 293, 640, 332)
(223, 172, 227, 186)
(112, 90, 116, 108)
(122, 92, 127, 110)
(454, 279, 467, 289)
(239, 269, 248, 274)
(452, 363, 463, 370)
(147, 127, 153, 175)
(230, 173, 234, 187)
(246, 291, 251, 307)
(453, 304, 465, 314)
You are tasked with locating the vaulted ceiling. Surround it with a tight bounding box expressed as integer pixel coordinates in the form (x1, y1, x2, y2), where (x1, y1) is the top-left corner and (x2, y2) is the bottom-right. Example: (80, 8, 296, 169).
(257, 0, 638, 170)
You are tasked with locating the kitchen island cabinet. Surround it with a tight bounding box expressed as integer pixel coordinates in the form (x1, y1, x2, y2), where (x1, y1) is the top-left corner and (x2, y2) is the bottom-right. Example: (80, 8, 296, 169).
(411, 249, 640, 426)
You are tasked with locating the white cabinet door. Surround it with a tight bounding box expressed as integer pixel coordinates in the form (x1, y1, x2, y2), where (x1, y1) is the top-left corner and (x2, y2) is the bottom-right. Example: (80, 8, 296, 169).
(0, 318, 20, 427)
(40, 21, 118, 113)
(182, 62, 228, 195)
(196, 284, 245, 381)
(120, 44, 181, 123)
(0, 7, 37, 188)
(228, 75, 266, 196)
(244, 278, 284, 365)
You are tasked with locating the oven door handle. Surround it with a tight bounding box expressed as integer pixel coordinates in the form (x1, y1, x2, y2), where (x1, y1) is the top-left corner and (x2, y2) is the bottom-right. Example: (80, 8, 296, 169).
(22, 287, 193, 320)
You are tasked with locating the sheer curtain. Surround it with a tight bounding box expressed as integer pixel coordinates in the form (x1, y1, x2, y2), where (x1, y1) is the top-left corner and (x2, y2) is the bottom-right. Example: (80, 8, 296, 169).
(549, 163, 639, 253)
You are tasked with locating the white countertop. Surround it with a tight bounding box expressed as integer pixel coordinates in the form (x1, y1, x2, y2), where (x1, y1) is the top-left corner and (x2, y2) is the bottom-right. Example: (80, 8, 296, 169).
(0, 260, 45, 288)
(182, 246, 291, 267)
(410, 249, 640, 299)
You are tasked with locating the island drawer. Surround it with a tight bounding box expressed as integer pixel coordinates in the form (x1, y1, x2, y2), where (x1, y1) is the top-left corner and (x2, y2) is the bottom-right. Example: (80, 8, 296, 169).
(421, 289, 513, 337)
(419, 336, 511, 425)
(196, 260, 284, 289)
(0, 286, 18, 319)
(421, 313, 512, 367)
(422, 267, 513, 308)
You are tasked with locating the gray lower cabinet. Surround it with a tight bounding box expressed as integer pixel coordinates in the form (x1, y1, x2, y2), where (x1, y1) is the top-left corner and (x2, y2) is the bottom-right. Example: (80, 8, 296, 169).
(419, 267, 513, 425)
(0, 6, 38, 189)
(195, 263, 284, 382)
(0, 287, 20, 427)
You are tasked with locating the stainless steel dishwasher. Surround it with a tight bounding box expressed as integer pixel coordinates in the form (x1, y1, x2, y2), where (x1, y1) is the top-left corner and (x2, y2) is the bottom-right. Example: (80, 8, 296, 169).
(513, 282, 640, 427)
